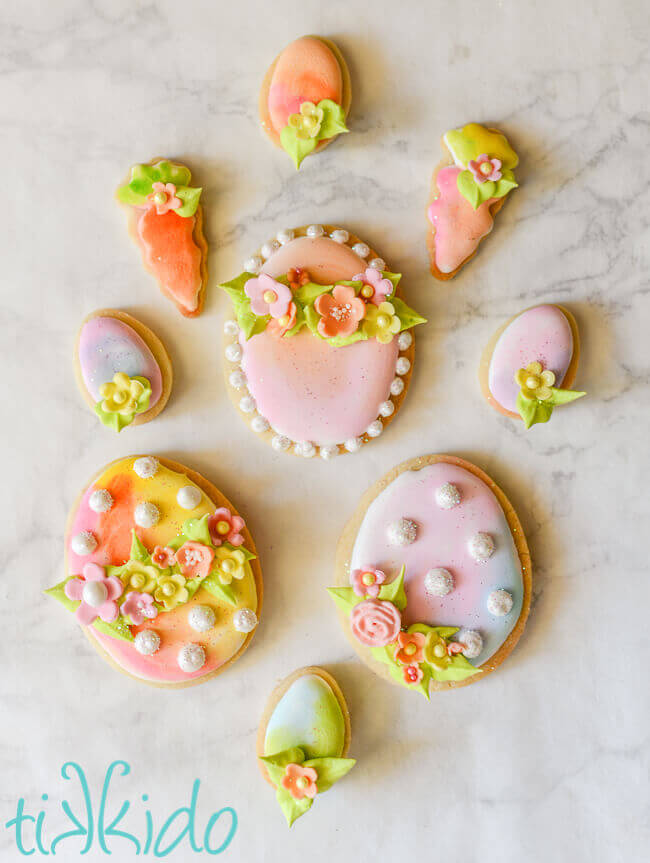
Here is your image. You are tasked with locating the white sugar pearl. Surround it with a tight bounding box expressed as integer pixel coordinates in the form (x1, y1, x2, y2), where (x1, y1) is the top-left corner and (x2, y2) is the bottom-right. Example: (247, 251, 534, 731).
(378, 400, 394, 418)
(82, 580, 108, 607)
(134, 502, 160, 529)
(424, 568, 455, 597)
(261, 240, 280, 260)
(468, 532, 495, 562)
(188, 605, 216, 632)
(390, 377, 404, 396)
(276, 228, 294, 245)
(368, 257, 386, 271)
(457, 629, 483, 659)
(223, 319, 239, 336)
(134, 630, 160, 656)
(320, 444, 339, 460)
(366, 420, 383, 438)
(387, 517, 418, 547)
(177, 643, 206, 673)
(396, 357, 411, 375)
(487, 589, 514, 617)
(244, 255, 263, 274)
(271, 434, 291, 452)
(133, 456, 158, 479)
(295, 441, 316, 458)
(177, 486, 202, 510)
(89, 489, 113, 513)
(71, 531, 97, 556)
(229, 369, 247, 389)
(239, 395, 256, 414)
(306, 224, 324, 238)
(398, 331, 412, 351)
(251, 415, 270, 433)
(435, 482, 461, 510)
(352, 242, 370, 258)
(330, 229, 349, 244)
(233, 608, 258, 633)
(344, 437, 363, 453)
(225, 343, 243, 363)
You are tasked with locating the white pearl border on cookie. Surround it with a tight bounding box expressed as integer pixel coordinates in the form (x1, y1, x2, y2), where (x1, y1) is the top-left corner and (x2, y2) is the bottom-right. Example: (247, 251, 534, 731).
(224, 226, 415, 460)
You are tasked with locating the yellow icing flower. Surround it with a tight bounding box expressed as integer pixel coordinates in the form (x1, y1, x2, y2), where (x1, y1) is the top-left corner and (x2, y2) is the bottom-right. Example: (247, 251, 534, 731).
(364, 302, 401, 344)
(287, 102, 324, 140)
(213, 547, 247, 585)
(515, 361, 556, 402)
(120, 560, 158, 594)
(99, 372, 146, 415)
(153, 573, 189, 610)
(423, 632, 450, 672)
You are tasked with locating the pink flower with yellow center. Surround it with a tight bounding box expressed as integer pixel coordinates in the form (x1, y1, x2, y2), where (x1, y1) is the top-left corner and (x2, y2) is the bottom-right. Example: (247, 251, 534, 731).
(245, 274, 292, 318)
(64, 562, 124, 626)
(468, 154, 502, 184)
(147, 182, 182, 215)
(121, 591, 158, 625)
(175, 541, 214, 580)
(152, 546, 176, 569)
(353, 267, 393, 306)
(350, 566, 386, 599)
(314, 285, 366, 339)
(281, 764, 318, 800)
(208, 507, 246, 547)
(267, 301, 297, 338)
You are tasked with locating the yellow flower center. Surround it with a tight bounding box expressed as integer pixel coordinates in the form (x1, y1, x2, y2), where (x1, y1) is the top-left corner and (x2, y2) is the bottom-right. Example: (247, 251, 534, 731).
(216, 520, 230, 535)
(361, 285, 374, 299)
(480, 161, 492, 175)
(296, 777, 308, 789)
(362, 572, 376, 586)
(162, 583, 175, 597)
(221, 559, 235, 574)
(433, 644, 446, 658)
(153, 191, 167, 205)
(263, 289, 278, 304)
(405, 643, 417, 656)
(376, 314, 390, 329)
(278, 315, 290, 328)
(526, 375, 540, 390)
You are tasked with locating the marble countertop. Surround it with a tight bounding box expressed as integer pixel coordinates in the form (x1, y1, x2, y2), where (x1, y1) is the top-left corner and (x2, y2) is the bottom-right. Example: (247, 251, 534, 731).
(1, 0, 648, 860)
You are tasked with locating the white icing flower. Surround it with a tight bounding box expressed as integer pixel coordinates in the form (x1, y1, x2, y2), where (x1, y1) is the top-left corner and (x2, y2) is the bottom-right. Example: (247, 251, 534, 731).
(424, 568, 455, 596)
(188, 605, 216, 632)
(71, 531, 97, 556)
(134, 502, 160, 529)
(177, 486, 202, 510)
(89, 489, 113, 513)
(134, 630, 160, 656)
(435, 482, 461, 510)
(177, 643, 206, 673)
(233, 608, 258, 633)
(468, 532, 495, 562)
(456, 629, 483, 659)
(387, 517, 418, 546)
(487, 589, 513, 617)
(133, 456, 159, 479)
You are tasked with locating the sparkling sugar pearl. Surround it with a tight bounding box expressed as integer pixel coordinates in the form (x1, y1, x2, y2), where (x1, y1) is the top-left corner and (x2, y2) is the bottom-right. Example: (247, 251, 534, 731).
(387, 517, 418, 546)
(424, 568, 455, 596)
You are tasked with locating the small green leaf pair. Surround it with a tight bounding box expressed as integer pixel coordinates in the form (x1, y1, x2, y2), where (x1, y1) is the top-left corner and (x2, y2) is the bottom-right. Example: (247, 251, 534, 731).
(280, 99, 349, 169)
(516, 387, 586, 429)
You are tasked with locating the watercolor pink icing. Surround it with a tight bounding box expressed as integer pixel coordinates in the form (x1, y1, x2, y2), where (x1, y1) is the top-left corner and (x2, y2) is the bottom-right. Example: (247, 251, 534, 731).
(240, 237, 399, 446)
(427, 166, 495, 274)
(349, 463, 523, 664)
(268, 36, 342, 133)
(488, 305, 573, 413)
(78, 317, 163, 406)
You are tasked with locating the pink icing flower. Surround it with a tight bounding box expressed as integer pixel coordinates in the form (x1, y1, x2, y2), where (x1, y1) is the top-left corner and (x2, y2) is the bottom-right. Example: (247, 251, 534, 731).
(350, 566, 386, 599)
(208, 508, 246, 547)
(152, 546, 176, 569)
(245, 273, 292, 319)
(468, 154, 502, 184)
(146, 182, 182, 215)
(352, 267, 393, 306)
(267, 301, 297, 339)
(175, 541, 215, 580)
(64, 562, 123, 626)
(315, 285, 366, 339)
(394, 631, 426, 665)
(350, 599, 402, 647)
(121, 591, 158, 625)
(281, 764, 318, 800)
(447, 641, 465, 656)
(403, 664, 424, 685)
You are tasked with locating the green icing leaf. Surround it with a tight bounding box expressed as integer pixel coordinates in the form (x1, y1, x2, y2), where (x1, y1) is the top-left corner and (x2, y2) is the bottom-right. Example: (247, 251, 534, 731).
(428, 653, 482, 683)
(259, 747, 305, 770)
(133, 378, 152, 413)
(325, 330, 368, 348)
(294, 282, 333, 304)
(225, 542, 256, 562)
(303, 303, 322, 337)
(382, 272, 402, 291)
(326, 587, 361, 614)
(390, 296, 427, 332)
(93, 402, 136, 432)
(44, 578, 78, 613)
(154, 160, 191, 187)
(377, 565, 407, 611)
(201, 574, 238, 607)
(276, 787, 312, 827)
(116, 183, 148, 207)
(547, 387, 586, 406)
(280, 126, 317, 170)
(182, 514, 213, 546)
(93, 616, 134, 643)
(185, 578, 203, 601)
(516, 392, 554, 429)
(175, 185, 202, 217)
(285, 303, 307, 337)
(132, 163, 159, 183)
(220, 275, 270, 340)
(130, 530, 151, 563)
(457, 167, 517, 210)
(316, 99, 349, 139)
(457, 170, 481, 209)
(304, 757, 356, 793)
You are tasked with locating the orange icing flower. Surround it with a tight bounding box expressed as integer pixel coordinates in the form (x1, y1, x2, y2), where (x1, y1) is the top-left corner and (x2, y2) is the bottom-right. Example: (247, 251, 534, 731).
(287, 267, 311, 290)
(175, 541, 214, 580)
(152, 546, 175, 569)
(394, 631, 426, 665)
(314, 285, 365, 339)
(281, 763, 318, 800)
(267, 301, 297, 338)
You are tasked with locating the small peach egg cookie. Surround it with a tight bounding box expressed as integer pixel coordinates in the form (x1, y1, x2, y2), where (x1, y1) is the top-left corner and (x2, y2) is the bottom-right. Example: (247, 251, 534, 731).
(220, 225, 426, 459)
(46, 456, 262, 687)
(330, 455, 532, 696)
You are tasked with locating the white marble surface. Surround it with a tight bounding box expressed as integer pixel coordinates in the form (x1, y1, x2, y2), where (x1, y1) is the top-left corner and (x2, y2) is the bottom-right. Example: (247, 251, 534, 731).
(1, 0, 648, 860)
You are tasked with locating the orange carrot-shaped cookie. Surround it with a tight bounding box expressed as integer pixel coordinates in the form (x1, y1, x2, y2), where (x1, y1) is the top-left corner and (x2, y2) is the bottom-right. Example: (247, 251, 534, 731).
(117, 160, 207, 317)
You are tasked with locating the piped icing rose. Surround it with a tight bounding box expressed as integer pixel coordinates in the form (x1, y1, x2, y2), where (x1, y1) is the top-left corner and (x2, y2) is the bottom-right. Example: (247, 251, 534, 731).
(350, 599, 402, 647)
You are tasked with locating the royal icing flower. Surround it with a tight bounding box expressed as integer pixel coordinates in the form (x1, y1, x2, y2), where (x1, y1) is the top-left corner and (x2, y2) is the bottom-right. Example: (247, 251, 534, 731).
(314, 285, 366, 339)
(213, 546, 247, 585)
(208, 508, 246, 547)
(394, 631, 426, 665)
(515, 361, 556, 402)
(350, 567, 386, 599)
(245, 273, 292, 319)
(64, 562, 124, 626)
(99, 372, 146, 416)
(267, 301, 297, 338)
(151, 546, 176, 569)
(287, 267, 311, 290)
(120, 560, 158, 594)
(121, 591, 158, 625)
(146, 181, 181, 215)
(423, 631, 451, 671)
(363, 301, 401, 344)
(287, 102, 324, 140)
(403, 664, 424, 685)
(353, 268, 393, 306)
(281, 764, 318, 800)
(153, 573, 189, 610)
(468, 154, 502, 184)
(350, 599, 402, 647)
(175, 541, 214, 580)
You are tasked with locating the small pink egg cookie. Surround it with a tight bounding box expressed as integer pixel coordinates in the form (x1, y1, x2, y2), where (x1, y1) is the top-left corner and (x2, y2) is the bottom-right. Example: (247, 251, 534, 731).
(480, 304, 585, 429)
(427, 123, 519, 279)
(220, 226, 426, 460)
(47, 456, 262, 688)
(330, 455, 532, 696)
